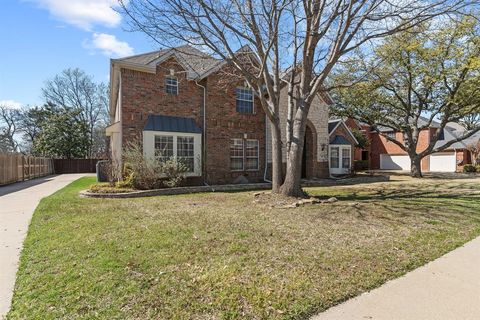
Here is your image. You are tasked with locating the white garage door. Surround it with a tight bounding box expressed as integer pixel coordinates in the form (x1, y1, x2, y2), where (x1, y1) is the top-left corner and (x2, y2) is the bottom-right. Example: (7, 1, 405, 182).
(429, 153, 456, 172)
(380, 154, 411, 170)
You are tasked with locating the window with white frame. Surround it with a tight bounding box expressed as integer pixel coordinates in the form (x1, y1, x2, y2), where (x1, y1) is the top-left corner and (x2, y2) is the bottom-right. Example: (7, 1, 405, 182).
(236, 88, 254, 113)
(245, 139, 259, 170)
(330, 147, 339, 168)
(342, 148, 350, 169)
(230, 139, 244, 171)
(165, 76, 178, 95)
(230, 139, 259, 171)
(155, 135, 173, 162)
(177, 136, 195, 172)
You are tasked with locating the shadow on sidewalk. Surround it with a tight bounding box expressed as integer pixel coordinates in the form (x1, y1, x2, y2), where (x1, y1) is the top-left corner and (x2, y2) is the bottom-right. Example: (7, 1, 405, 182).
(0, 175, 59, 197)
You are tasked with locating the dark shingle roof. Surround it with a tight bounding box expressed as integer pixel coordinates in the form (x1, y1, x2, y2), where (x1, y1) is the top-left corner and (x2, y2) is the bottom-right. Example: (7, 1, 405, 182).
(330, 135, 352, 145)
(435, 127, 480, 150)
(117, 45, 221, 77)
(144, 115, 202, 133)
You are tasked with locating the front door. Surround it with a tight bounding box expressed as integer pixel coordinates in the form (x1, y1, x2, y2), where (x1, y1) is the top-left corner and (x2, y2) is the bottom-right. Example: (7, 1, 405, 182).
(329, 145, 351, 175)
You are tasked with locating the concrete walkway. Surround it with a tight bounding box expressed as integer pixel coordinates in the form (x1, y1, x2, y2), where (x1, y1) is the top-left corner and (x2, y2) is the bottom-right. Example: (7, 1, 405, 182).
(0, 174, 85, 318)
(312, 236, 480, 320)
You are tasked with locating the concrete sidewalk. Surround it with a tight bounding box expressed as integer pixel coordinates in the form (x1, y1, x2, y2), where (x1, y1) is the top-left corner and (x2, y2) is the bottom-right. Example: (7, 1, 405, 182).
(312, 236, 480, 320)
(0, 174, 86, 318)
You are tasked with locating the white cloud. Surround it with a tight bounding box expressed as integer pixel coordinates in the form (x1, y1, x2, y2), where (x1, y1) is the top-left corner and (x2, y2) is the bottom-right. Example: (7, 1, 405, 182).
(0, 100, 23, 109)
(27, 0, 126, 30)
(84, 33, 134, 57)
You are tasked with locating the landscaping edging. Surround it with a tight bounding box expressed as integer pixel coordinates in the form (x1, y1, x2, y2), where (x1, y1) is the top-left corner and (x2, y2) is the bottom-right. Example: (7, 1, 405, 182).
(79, 175, 391, 198)
(80, 183, 272, 198)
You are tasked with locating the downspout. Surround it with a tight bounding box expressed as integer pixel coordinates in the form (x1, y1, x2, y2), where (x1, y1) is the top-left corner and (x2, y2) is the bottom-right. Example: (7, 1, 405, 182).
(263, 114, 272, 183)
(454, 148, 458, 172)
(195, 80, 212, 188)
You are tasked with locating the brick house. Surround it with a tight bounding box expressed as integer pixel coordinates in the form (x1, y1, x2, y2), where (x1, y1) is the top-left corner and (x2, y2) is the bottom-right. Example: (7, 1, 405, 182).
(352, 117, 479, 172)
(106, 45, 333, 185)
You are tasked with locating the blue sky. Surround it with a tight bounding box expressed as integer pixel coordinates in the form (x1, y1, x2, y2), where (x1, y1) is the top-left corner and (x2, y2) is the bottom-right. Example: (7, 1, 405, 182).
(0, 0, 157, 107)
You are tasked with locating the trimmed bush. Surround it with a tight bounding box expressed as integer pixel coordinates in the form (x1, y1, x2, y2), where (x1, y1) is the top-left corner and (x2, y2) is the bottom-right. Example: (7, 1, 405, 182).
(463, 164, 476, 173)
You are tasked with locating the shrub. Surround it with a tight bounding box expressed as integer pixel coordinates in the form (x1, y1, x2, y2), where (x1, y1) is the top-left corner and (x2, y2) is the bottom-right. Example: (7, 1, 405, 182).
(159, 157, 189, 188)
(122, 139, 189, 190)
(476, 165, 480, 173)
(463, 164, 476, 173)
(354, 160, 369, 171)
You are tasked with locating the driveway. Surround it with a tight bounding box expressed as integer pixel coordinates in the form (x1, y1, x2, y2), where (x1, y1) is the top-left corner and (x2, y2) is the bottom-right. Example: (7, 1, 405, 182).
(0, 174, 86, 318)
(312, 235, 480, 320)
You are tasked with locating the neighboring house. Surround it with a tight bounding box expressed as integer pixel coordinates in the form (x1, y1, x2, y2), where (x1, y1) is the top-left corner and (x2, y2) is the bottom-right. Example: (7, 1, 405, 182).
(328, 119, 358, 175)
(367, 118, 477, 172)
(106, 45, 332, 185)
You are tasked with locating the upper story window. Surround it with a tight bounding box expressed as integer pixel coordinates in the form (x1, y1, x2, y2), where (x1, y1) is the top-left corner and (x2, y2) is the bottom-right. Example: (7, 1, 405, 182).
(438, 129, 445, 140)
(385, 131, 396, 140)
(165, 76, 178, 95)
(236, 88, 254, 113)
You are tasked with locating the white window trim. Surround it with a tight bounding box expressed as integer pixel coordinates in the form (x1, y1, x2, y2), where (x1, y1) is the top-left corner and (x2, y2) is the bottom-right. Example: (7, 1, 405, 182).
(165, 76, 178, 95)
(245, 139, 259, 171)
(177, 136, 195, 173)
(143, 130, 202, 177)
(230, 138, 244, 171)
(235, 87, 255, 114)
(329, 145, 352, 174)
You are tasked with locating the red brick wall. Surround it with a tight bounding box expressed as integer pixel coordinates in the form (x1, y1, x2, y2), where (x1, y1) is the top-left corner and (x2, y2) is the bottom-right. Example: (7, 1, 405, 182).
(120, 58, 266, 185)
(203, 66, 266, 184)
(121, 57, 204, 145)
(369, 129, 432, 170)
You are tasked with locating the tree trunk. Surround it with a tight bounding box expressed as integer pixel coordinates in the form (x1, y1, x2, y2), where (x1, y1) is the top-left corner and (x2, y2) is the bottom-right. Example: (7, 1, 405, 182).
(270, 121, 283, 193)
(280, 118, 306, 198)
(410, 156, 423, 178)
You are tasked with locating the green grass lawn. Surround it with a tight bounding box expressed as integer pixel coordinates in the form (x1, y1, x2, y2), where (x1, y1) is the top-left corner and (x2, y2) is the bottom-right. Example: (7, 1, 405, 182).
(7, 176, 480, 319)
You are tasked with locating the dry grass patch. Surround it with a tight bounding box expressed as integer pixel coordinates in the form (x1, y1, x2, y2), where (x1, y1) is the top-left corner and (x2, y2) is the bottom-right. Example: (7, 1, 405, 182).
(7, 176, 480, 319)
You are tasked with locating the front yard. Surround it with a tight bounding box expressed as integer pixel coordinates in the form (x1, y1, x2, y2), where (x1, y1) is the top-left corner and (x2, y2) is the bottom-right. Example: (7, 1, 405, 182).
(7, 176, 480, 319)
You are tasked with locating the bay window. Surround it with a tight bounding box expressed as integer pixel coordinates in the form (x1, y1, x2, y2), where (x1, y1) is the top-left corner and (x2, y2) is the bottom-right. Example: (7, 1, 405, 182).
(177, 136, 195, 172)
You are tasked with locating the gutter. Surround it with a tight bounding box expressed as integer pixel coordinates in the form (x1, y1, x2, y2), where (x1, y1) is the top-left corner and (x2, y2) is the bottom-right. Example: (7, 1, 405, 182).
(195, 80, 212, 188)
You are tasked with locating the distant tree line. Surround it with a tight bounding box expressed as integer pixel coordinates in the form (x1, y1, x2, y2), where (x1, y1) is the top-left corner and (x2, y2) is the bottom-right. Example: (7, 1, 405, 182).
(0, 68, 109, 159)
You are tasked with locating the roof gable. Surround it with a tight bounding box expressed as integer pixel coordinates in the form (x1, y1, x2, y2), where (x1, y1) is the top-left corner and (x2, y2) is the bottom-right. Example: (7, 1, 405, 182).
(114, 45, 221, 79)
(328, 119, 359, 145)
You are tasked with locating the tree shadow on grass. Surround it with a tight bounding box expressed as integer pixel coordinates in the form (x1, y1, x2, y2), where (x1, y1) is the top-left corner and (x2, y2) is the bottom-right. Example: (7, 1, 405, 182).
(311, 187, 480, 226)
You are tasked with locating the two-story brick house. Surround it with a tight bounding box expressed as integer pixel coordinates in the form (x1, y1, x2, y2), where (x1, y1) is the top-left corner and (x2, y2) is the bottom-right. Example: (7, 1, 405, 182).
(106, 45, 333, 185)
(362, 118, 478, 172)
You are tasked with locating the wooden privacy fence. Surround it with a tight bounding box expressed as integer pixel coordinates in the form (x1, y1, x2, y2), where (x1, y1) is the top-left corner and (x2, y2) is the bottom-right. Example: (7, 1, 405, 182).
(53, 159, 100, 174)
(0, 153, 54, 185)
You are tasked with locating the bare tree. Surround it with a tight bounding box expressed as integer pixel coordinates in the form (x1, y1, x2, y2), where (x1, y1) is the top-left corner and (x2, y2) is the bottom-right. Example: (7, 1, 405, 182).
(0, 105, 21, 152)
(42, 68, 109, 158)
(119, 0, 473, 196)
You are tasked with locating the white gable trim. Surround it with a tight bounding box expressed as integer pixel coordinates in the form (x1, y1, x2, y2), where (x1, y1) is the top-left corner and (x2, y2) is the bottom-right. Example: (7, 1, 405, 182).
(329, 120, 359, 145)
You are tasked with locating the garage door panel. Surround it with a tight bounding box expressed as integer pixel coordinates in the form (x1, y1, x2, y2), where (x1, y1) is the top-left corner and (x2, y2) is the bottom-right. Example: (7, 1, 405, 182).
(429, 153, 456, 172)
(380, 154, 411, 170)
